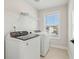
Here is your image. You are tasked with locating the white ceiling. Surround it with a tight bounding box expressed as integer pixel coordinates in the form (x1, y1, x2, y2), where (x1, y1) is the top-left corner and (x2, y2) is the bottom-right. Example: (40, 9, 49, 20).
(25, 0, 68, 10)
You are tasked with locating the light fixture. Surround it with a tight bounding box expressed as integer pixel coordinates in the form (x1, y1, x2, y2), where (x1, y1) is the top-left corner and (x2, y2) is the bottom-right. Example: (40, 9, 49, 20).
(34, 0, 40, 2)
(20, 12, 29, 16)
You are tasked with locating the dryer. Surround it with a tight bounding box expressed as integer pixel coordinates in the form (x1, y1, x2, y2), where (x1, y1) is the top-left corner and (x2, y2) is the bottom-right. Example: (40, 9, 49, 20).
(40, 34, 50, 57)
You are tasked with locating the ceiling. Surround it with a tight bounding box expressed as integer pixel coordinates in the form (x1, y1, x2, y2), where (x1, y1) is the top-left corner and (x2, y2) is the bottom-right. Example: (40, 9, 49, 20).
(25, 0, 68, 10)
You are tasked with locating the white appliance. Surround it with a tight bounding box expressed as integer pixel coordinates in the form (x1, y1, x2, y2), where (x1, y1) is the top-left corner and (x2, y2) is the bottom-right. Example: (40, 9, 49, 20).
(33, 31, 50, 57)
(40, 34, 50, 56)
(5, 33, 40, 59)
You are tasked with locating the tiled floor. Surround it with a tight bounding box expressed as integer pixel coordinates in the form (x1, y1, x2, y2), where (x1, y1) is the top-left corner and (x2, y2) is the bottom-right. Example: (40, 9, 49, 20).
(40, 47, 69, 59)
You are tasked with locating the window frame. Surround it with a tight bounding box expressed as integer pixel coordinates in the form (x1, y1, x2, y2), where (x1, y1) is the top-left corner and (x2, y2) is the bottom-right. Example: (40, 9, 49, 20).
(43, 11, 61, 39)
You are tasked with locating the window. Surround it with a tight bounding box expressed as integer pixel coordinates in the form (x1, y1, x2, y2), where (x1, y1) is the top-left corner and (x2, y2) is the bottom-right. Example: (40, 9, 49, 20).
(44, 12, 60, 36)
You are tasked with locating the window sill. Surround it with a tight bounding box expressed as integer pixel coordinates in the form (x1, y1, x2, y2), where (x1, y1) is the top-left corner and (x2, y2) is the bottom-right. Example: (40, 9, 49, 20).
(45, 33, 60, 39)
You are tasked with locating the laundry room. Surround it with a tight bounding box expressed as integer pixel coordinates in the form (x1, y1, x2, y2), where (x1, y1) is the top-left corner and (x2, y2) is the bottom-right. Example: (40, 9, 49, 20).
(4, 0, 74, 59)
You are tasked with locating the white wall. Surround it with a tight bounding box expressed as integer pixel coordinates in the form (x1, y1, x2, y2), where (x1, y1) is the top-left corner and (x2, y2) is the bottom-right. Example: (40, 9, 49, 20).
(4, 0, 38, 37)
(38, 5, 68, 49)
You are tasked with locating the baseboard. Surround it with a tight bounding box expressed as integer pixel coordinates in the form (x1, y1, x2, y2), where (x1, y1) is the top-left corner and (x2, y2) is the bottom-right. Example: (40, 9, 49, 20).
(50, 45, 68, 50)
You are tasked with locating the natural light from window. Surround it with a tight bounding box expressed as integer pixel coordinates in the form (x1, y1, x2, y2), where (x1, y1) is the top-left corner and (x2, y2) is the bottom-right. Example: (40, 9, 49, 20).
(45, 13, 60, 36)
